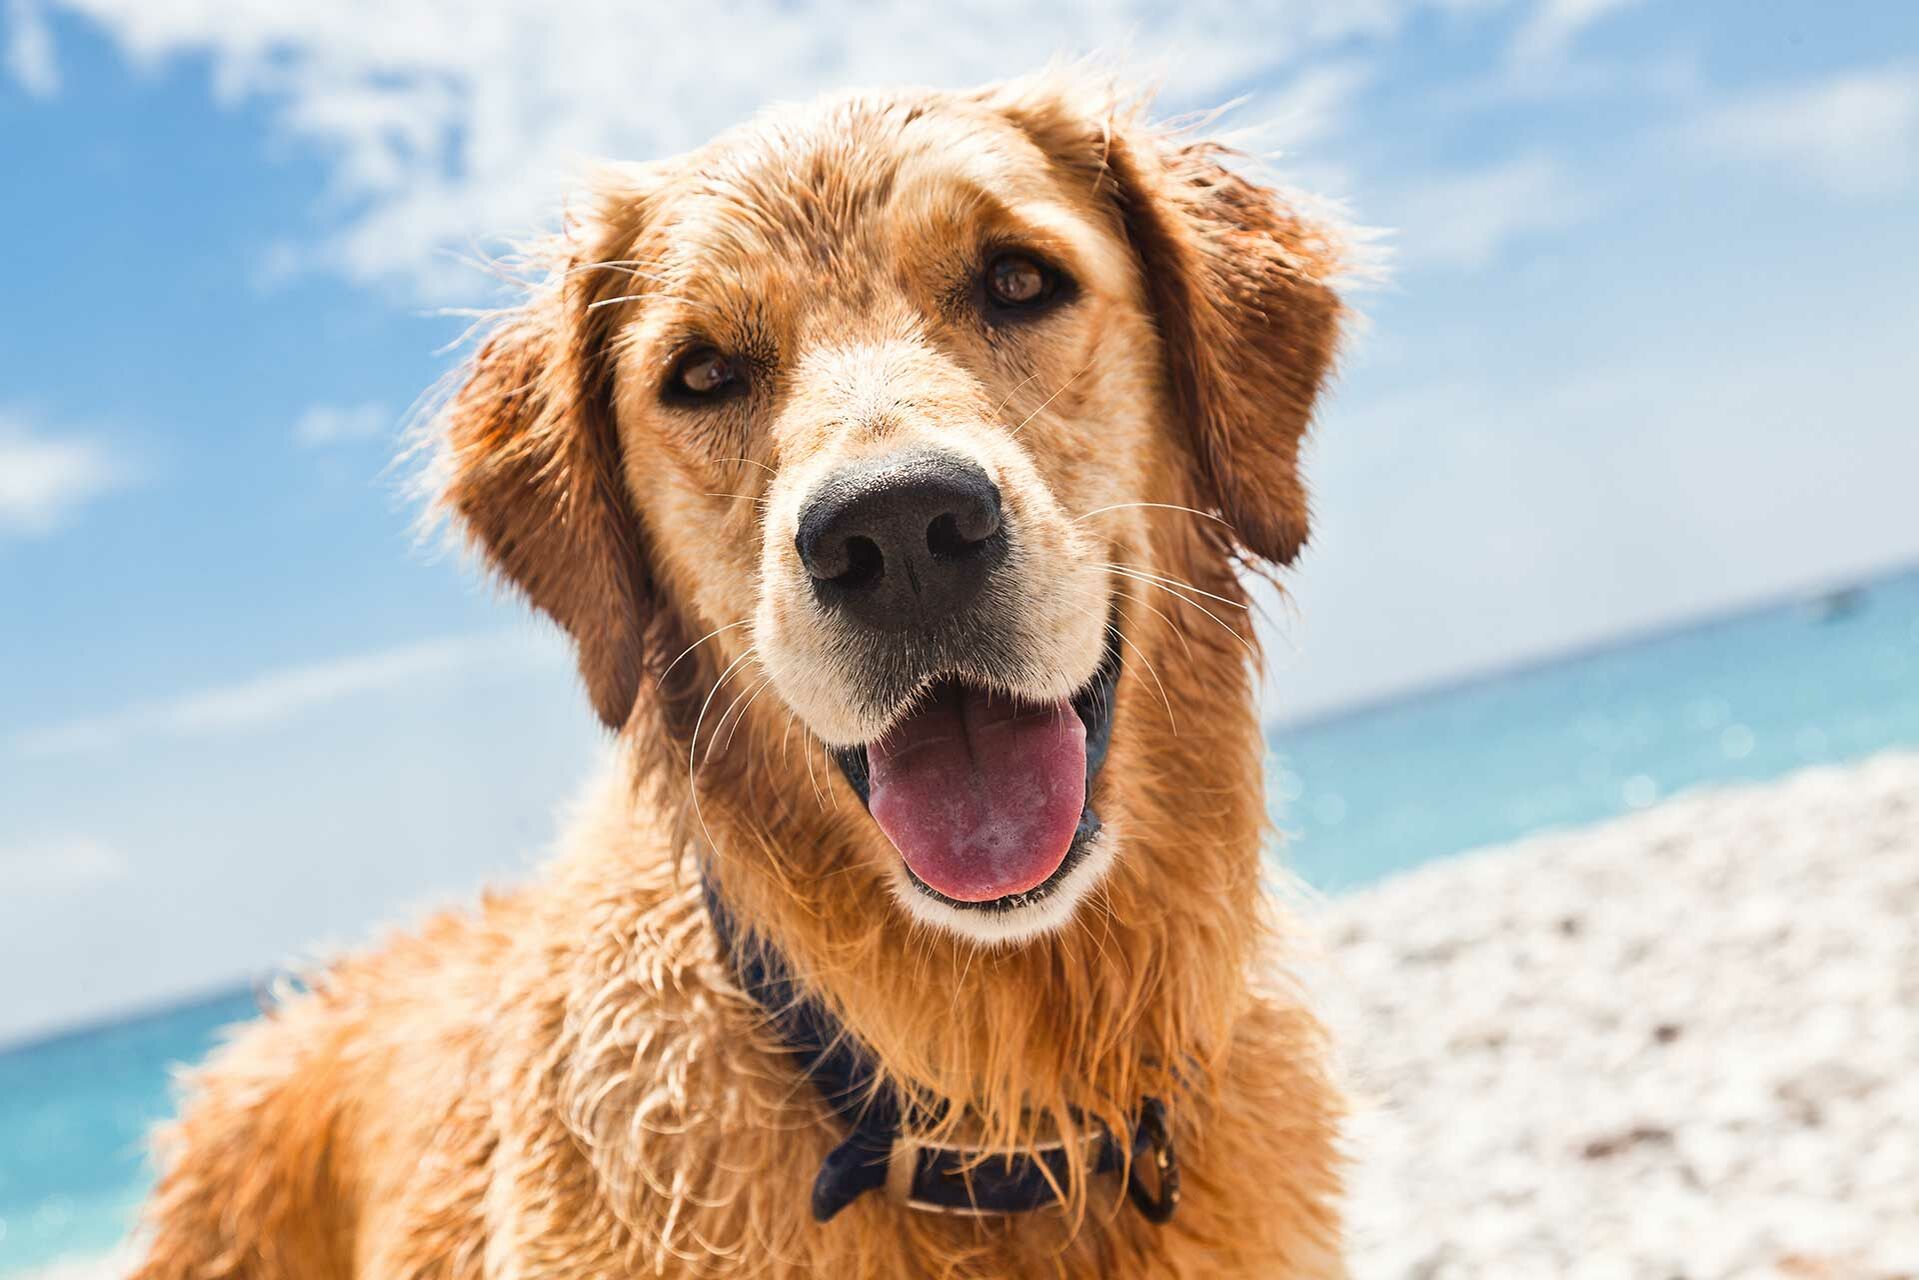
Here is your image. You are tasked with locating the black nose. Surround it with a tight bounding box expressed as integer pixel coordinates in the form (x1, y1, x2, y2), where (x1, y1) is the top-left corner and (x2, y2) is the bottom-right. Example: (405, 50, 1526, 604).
(796, 451, 1006, 630)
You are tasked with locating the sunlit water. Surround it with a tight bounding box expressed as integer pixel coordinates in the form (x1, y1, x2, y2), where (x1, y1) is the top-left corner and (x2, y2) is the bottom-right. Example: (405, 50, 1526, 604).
(5, 566, 1916, 1274)
(1268, 567, 1919, 890)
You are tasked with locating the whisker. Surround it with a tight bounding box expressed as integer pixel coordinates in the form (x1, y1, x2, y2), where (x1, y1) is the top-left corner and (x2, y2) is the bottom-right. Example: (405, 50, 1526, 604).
(1112, 584, 1196, 664)
(708, 675, 775, 765)
(713, 455, 776, 477)
(658, 618, 752, 687)
(781, 710, 800, 769)
(1105, 567, 1255, 661)
(700, 672, 762, 766)
(1095, 561, 1246, 611)
(803, 731, 829, 811)
(1008, 354, 1097, 437)
(1073, 500, 1231, 528)
(987, 369, 1044, 423)
(1050, 592, 1173, 735)
(686, 647, 761, 847)
(1108, 621, 1176, 735)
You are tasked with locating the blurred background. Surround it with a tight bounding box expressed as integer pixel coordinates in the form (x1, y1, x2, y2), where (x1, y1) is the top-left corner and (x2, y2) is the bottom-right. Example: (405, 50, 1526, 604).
(3, 2, 1916, 1275)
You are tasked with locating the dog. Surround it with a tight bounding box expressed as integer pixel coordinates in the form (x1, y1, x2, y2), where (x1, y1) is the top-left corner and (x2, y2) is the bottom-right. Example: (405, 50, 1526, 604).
(131, 69, 1351, 1278)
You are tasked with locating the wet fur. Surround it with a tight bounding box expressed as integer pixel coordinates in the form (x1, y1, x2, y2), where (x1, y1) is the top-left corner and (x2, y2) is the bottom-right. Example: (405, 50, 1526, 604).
(132, 70, 1351, 1278)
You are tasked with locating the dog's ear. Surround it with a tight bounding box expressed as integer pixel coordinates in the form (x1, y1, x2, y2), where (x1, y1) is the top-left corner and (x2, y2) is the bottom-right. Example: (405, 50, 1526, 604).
(1108, 135, 1342, 566)
(992, 80, 1344, 565)
(436, 179, 656, 730)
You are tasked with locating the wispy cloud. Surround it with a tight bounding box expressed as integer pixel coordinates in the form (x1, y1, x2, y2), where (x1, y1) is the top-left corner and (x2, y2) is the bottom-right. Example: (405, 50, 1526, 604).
(4, 0, 59, 96)
(10, 630, 563, 758)
(1508, 0, 1646, 68)
(294, 401, 389, 447)
(34, 0, 1541, 298)
(1684, 65, 1919, 196)
(0, 834, 128, 893)
(1387, 153, 1589, 270)
(1231, 60, 1374, 154)
(0, 411, 125, 536)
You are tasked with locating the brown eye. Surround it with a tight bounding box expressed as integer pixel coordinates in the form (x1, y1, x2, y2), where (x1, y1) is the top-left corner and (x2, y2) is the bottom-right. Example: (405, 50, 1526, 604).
(984, 253, 1060, 310)
(668, 346, 739, 400)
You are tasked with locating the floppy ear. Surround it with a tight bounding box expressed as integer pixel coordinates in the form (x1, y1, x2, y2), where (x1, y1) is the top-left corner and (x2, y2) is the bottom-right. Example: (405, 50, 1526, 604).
(437, 194, 655, 730)
(1106, 132, 1342, 565)
(992, 81, 1345, 565)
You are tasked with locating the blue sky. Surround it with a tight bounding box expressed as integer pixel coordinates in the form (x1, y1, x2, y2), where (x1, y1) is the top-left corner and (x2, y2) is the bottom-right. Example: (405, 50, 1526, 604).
(4, 0, 1917, 1042)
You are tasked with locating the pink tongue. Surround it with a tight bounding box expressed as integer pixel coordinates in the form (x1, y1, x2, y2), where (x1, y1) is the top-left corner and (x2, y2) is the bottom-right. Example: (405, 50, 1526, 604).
(867, 685, 1087, 902)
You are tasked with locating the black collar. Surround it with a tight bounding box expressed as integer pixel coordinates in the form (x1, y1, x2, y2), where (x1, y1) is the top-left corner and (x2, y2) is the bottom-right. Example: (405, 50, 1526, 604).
(700, 871, 1179, 1224)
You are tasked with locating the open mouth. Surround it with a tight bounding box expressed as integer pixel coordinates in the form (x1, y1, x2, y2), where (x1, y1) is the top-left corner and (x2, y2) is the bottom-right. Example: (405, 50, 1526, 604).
(832, 626, 1120, 913)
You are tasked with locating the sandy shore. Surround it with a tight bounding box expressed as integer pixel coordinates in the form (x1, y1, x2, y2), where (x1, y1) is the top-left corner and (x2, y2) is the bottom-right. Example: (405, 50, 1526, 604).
(1318, 751, 1919, 1278)
(25, 754, 1917, 1279)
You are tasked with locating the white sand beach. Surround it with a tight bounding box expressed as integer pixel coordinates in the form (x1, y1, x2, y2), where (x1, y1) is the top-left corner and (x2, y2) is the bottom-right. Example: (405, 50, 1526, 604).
(1321, 752, 1919, 1278)
(27, 753, 1917, 1279)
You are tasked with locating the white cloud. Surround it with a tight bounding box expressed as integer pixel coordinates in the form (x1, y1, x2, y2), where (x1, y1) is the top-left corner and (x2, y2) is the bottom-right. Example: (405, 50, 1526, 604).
(0, 834, 128, 893)
(1385, 153, 1588, 269)
(0, 412, 125, 535)
(1227, 60, 1375, 154)
(5, 0, 59, 96)
(10, 629, 563, 758)
(1508, 0, 1646, 68)
(38, 0, 1547, 298)
(1685, 66, 1919, 196)
(294, 401, 389, 447)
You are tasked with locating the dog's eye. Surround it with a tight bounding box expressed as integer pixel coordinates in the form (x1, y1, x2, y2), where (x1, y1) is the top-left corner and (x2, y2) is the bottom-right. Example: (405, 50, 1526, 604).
(983, 253, 1063, 311)
(667, 346, 741, 400)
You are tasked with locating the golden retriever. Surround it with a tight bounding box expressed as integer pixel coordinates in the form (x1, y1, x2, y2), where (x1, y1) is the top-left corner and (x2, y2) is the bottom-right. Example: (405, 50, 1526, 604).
(131, 69, 1350, 1278)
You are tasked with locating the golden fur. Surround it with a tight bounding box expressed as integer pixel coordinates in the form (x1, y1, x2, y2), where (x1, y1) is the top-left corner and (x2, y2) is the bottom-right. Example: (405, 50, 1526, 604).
(132, 70, 1351, 1277)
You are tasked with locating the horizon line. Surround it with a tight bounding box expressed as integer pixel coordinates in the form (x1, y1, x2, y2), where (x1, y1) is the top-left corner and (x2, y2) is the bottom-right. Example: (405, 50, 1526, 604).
(1268, 551, 1918, 736)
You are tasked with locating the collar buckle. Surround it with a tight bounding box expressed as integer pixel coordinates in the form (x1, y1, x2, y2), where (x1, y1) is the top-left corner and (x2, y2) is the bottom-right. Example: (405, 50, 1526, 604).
(887, 1128, 1096, 1217)
(1124, 1097, 1181, 1224)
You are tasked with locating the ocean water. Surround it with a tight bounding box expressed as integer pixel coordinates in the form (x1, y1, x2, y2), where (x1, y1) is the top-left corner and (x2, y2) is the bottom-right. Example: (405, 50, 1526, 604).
(4, 566, 1917, 1275)
(1267, 566, 1919, 891)
(0, 989, 261, 1274)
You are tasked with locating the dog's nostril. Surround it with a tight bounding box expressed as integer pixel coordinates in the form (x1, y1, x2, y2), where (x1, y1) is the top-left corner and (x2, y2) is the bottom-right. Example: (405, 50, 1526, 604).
(926, 512, 976, 561)
(954, 494, 1002, 545)
(837, 535, 884, 589)
(927, 488, 1002, 562)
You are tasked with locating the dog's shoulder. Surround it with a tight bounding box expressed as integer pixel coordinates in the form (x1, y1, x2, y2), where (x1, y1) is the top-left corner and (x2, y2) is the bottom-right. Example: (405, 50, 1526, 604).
(444, 784, 849, 1274)
(129, 893, 535, 1279)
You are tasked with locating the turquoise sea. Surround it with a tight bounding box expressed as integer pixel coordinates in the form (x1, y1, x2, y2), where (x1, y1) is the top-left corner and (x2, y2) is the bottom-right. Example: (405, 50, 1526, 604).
(4, 566, 1917, 1274)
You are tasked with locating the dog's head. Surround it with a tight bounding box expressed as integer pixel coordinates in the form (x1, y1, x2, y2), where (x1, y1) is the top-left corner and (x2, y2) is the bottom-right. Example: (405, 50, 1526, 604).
(437, 73, 1342, 946)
